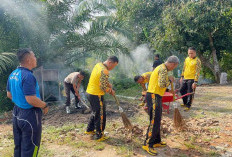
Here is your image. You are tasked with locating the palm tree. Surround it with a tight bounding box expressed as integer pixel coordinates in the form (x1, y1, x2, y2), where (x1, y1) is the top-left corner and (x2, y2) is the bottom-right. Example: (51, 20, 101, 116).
(0, 52, 16, 74)
(47, 0, 132, 65)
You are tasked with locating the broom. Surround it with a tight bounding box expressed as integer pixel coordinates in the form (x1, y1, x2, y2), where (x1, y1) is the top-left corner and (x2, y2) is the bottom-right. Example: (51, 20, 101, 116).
(172, 82, 184, 129)
(113, 95, 133, 131)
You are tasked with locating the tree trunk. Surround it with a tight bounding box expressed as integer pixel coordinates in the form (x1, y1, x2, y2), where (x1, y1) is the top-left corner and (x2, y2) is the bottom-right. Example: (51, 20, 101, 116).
(208, 33, 221, 83)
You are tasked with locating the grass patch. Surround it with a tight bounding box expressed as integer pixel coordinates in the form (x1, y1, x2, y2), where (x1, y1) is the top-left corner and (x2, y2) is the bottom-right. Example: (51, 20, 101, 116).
(207, 151, 220, 157)
(208, 127, 220, 133)
(94, 143, 106, 151)
(116, 86, 141, 97)
(184, 142, 196, 149)
(203, 138, 212, 142)
(38, 144, 55, 157)
(72, 141, 95, 148)
(115, 145, 133, 157)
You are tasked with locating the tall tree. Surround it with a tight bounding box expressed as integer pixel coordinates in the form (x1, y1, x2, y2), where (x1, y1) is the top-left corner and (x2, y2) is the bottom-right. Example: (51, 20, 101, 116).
(150, 0, 232, 83)
(48, 0, 132, 65)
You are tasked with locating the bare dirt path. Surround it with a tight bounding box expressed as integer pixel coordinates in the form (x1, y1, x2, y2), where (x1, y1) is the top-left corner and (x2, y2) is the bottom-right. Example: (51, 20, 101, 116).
(0, 85, 232, 157)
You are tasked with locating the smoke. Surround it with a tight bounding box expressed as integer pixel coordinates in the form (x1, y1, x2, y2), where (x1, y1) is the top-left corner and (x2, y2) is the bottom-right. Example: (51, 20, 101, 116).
(131, 44, 153, 74)
(118, 44, 153, 78)
(0, 0, 49, 34)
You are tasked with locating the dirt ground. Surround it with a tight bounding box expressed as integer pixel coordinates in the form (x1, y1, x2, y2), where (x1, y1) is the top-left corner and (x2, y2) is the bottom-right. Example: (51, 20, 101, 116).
(0, 85, 232, 157)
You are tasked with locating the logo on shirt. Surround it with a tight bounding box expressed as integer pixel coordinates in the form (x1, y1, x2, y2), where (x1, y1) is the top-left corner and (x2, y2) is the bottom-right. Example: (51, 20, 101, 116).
(10, 72, 19, 81)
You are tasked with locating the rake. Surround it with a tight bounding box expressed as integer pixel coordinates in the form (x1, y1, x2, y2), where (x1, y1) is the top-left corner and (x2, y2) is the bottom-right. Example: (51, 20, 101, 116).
(171, 82, 184, 129)
(113, 95, 133, 131)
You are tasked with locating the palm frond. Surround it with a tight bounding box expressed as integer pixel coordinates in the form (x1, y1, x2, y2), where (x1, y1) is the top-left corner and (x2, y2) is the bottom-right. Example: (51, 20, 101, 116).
(0, 52, 16, 74)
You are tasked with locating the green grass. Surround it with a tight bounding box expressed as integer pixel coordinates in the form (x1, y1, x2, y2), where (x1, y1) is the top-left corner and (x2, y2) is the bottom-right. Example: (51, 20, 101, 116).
(0, 133, 14, 157)
(184, 142, 196, 149)
(115, 145, 133, 157)
(208, 127, 221, 133)
(207, 151, 220, 157)
(38, 144, 55, 157)
(111, 85, 141, 98)
(94, 143, 106, 151)
(72, 141, 95, 148)
(203, 138, 212, 142)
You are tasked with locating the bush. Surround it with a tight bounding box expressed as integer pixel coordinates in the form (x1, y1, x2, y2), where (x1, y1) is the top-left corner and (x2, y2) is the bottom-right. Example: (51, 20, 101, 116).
(112, 78, 137, 90)
(220, 52, 232, 82)
(0, 68, 15, 113)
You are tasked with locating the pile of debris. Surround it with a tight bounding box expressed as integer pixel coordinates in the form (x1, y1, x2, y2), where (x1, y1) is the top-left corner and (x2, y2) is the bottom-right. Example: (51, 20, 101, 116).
(113, 124, 143, 142)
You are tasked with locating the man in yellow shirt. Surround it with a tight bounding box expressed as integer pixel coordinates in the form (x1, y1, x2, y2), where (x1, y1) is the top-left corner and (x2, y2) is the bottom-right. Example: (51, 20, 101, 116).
(85, 56, 118, 141)
(142, 56, 179, 156)
(180, 47, 201, 111)
(134, 71, 152, 106)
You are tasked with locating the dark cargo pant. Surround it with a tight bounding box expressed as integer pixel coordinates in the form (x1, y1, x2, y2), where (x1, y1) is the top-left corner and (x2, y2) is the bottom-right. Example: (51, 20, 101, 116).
(86, 94, 106, 137)
(64, 81, 79, 107)
(13, 105, 42, 157)
(180, 79, 194, 108)
(144, 92, 162, 147)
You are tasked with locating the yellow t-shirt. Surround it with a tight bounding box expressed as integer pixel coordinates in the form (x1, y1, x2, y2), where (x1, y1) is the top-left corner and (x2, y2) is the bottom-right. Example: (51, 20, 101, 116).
(86, 63, 109, 96)
(147, 64, 170, 96)
(182, 57, 201, 81)
(141, 72, 152, 84)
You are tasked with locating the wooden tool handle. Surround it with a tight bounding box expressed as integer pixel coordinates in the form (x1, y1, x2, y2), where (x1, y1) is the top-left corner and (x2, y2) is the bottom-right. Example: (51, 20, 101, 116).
(113, 95, 120, 107)
(171, 82, 175, 101)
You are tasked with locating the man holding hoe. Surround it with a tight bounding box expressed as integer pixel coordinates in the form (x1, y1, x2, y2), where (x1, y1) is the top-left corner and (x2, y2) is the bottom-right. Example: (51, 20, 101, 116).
(143, 56, 179, 156)
(85, 56, 118, 142)
(134, 71, 152, 107)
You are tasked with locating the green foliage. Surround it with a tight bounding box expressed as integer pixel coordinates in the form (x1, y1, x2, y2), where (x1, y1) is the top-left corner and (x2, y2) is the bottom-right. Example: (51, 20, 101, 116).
(0, 52, 16, 74)
(116, 0, 232, 82)
(112, 78, 136, 90)
(0, 68, 14, 113)
(150, 0, 232, 53)
(220, 52, 232, 81)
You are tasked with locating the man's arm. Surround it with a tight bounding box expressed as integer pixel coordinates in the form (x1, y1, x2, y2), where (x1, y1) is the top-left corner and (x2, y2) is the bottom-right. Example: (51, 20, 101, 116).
(194, 58, 201, 82)
(140, 83, 147, 92)
(26, 96, 48, 114)
(73, 83, 81, 99)
(192, 58, 201, 89)
(158, 68, 170, 88)
(25, 96, 46, 108)
(71, 75, 82, 99)
(7, 91, 12, 100)
(23, 74, 48, 114)
(181, 59, 186, 78)
(100, 69, 114, 95)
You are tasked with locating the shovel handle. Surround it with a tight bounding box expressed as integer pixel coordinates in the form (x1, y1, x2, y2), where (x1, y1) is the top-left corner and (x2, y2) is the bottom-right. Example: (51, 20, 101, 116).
(113, 95, 120, 107)
(171, 82, 175, 101)
(80, 99, 90, 109)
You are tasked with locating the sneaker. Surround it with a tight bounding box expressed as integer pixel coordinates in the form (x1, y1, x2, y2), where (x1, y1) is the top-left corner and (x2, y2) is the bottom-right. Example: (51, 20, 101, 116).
(93, 134, 109, 142)
(84, 130, 96, 135)
(180, 104, 185, 107)
(142, 145, 157, 156)
(75, 103, 82, 109)
(153, 141, 167, 148)
(184, 107, 190, 111)
(66, 106, 71, 114)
